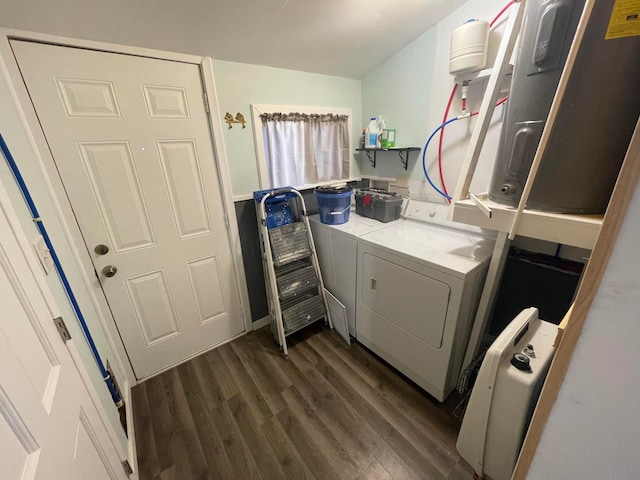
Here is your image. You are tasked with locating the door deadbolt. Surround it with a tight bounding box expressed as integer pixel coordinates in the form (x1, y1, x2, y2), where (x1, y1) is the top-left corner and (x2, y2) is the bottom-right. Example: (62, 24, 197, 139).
(102, 265, 118, 278)
(94, 244, 110, 255)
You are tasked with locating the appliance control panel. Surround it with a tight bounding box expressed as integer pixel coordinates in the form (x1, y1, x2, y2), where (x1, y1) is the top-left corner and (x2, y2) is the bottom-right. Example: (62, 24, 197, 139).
(404, 199, 451, 223)
(404, 199, 492, 237)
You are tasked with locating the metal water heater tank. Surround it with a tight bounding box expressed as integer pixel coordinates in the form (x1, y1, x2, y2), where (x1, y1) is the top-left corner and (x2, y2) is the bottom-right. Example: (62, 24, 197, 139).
(489, 0, 640, 214)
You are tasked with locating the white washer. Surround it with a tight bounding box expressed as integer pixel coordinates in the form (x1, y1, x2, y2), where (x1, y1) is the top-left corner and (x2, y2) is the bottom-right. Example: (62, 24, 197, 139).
(310, 210, 401, 337)
(356, 199, 495, 401)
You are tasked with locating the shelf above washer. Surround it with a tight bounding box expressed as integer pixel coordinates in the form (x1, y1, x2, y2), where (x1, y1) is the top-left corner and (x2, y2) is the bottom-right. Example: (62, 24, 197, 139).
(450, 196, 602, 250)
(356, 147, 421, 170)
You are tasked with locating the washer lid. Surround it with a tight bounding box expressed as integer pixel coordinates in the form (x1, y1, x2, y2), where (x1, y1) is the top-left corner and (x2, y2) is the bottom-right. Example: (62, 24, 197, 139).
(358, 220, 495, 278)
(309, 212, 401, 237)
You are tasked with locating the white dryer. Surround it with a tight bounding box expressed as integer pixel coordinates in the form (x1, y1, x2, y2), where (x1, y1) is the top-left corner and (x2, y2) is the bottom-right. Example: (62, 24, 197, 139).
(356, 199, 495, 401)
(310, 211, 401, 338)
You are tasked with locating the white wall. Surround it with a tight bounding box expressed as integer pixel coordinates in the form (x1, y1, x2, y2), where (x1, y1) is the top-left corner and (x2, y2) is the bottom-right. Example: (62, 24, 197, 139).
(527, 177, 640, 479)
(360, 0, 512, 202)
(0, 62, 128, 452)
(360, 26, 438, 178)
(212, 60, 362, 198)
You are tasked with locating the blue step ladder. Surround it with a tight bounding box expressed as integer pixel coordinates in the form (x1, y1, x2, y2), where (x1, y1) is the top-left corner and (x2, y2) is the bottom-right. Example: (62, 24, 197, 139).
(254, 187, 333, 357)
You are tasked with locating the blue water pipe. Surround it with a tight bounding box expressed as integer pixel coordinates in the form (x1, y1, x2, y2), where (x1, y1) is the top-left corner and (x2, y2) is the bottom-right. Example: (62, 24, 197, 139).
(422, 117, 459, 200)
(0, 134, 122, 406)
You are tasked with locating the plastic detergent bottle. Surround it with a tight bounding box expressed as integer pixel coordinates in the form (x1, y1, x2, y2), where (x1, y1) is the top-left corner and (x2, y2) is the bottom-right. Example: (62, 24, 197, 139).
(376, 115, 386, 148)
(364, 117, 379, 149)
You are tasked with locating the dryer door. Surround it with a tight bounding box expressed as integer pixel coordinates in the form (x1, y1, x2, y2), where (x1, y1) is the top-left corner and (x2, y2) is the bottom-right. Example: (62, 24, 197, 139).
(360, 252, 450, 348)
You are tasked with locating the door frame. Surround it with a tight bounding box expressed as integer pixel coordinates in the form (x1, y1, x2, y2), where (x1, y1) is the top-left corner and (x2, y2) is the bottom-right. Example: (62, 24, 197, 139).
(0, 25, 253, 394)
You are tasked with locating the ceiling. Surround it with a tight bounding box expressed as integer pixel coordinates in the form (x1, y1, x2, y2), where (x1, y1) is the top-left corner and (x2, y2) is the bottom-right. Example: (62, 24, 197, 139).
(0, 0, 466, 78)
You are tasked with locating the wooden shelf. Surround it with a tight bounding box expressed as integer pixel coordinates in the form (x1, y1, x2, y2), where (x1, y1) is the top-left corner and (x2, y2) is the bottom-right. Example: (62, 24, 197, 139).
(450, 197, 602, 250)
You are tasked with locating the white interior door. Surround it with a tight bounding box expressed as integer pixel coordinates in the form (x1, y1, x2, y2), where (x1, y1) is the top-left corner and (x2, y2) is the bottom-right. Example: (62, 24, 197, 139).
(0, 184, 127, 480)
(11, 40, 245, 378)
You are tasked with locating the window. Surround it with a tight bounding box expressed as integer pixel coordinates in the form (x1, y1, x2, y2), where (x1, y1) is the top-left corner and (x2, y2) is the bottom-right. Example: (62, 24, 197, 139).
(251, 105, 353, 189)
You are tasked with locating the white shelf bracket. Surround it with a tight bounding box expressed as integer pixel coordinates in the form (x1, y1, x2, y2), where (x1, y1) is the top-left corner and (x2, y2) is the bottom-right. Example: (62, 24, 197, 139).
(470, 193, 493, 218)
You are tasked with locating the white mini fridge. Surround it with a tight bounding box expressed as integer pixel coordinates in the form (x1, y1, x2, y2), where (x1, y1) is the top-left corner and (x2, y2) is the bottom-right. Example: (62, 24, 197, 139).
(456, 307, 556, 480)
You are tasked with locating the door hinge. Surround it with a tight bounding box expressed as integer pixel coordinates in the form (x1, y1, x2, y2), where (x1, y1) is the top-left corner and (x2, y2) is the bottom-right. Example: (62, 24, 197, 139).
(53, 316, 72, 343)
(203, 92, 210, 113)
(121, 459, 133, 477)
(224, 212, 230, 229)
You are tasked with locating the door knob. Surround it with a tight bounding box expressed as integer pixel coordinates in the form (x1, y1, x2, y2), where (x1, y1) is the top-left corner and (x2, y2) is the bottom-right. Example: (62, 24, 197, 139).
(94, 244, 110, 255)
(102, 265, 118, 278)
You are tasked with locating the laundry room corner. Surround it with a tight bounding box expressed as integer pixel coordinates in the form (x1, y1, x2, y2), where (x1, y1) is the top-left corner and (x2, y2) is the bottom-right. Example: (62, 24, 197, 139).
(360, 0, 510, 200)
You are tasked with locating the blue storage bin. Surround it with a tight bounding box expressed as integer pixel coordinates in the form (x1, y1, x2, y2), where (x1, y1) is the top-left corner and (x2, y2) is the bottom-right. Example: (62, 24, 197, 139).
(314, 186, 353, 225)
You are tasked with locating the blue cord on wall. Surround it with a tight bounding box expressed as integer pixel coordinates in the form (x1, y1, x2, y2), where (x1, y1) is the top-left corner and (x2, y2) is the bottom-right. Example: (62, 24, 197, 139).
(0, 133, 122, 406)
(421, 117, 459, 200)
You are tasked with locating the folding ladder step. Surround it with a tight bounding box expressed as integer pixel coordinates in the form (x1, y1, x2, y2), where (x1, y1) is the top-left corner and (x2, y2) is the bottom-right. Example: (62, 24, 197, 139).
(277, 265, 319, 299)
(269, 222, 311, 267)
(274, 259, 310, 276)
(281, 294, 326, 335)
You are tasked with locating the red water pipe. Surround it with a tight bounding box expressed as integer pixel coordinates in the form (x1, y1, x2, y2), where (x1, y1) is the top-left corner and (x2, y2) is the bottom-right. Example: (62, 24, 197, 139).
(436, 1, 515, 198)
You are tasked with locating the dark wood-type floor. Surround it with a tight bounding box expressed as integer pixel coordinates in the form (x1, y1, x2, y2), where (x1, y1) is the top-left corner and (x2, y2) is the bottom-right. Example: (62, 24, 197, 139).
(132, 324, 474, 480)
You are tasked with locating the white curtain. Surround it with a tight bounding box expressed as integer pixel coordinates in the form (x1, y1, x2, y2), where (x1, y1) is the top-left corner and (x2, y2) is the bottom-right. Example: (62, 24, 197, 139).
(261, 113, 349, 188)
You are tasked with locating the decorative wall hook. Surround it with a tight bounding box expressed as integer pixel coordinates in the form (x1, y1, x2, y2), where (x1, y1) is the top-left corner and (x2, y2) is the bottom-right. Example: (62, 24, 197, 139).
(225, 112, 246, 129)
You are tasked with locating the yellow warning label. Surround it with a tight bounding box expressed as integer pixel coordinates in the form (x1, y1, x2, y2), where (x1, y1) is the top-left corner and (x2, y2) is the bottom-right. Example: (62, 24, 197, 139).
(606, 0, 640, 39)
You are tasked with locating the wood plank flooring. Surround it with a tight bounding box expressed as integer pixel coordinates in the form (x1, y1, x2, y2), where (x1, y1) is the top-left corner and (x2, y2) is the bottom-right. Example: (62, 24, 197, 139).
(132, 324, 474, 479)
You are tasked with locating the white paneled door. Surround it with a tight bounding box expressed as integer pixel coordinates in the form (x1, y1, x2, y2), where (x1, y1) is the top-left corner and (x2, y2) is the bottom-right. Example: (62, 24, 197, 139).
(0, 184, 127, 480)
(12, 40, 245, 379)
